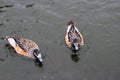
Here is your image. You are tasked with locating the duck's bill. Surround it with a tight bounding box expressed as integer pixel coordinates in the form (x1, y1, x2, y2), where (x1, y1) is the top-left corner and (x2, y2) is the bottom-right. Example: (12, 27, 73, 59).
(38, 58, 43, 63)
(75, 46, 78, 50)
(74, 43, 79, 50)
(75, 45, 78, 50)
(36, 54, 43, 63)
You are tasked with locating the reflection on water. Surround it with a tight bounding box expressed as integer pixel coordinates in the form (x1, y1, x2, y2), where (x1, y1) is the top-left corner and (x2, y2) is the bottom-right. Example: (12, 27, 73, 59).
(71, 53, 80, 62)
(25, 4, 34, 8)
(5, 44, 17, 56)
(69, 47, 81, 62)
(34, 59, 43, 68)
(0, 58, 4, 62)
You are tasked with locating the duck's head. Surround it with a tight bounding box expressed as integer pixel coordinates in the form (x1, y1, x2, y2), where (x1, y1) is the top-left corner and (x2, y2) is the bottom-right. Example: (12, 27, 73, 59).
(72, 39, 79, 51)
(73, 43, 79, 50)
(33, 49, 43, 63)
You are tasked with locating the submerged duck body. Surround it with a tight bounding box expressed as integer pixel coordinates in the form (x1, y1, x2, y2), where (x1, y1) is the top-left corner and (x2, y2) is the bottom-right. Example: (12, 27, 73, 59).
(65, 21, 84, 51)
(3, 36, 43, 63)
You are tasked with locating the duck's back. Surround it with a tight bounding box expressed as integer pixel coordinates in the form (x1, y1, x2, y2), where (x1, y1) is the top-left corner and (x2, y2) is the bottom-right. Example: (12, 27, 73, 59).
(68, 26, 81, 43)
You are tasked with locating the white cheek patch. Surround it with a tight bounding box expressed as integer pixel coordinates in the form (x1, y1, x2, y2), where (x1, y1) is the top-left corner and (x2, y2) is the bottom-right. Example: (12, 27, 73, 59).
(8, 38, 17, 47)
(67, 25, 72, 32)
(37, 54, 42, 58)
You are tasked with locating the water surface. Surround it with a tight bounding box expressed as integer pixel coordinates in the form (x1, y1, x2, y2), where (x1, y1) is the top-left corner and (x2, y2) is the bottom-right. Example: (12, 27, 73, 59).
(0, 0, 120, 80)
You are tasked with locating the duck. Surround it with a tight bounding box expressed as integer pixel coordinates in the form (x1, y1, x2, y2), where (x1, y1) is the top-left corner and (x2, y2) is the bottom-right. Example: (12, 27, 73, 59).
(2, 36, 43, 63)
(65, 20, 84, 51)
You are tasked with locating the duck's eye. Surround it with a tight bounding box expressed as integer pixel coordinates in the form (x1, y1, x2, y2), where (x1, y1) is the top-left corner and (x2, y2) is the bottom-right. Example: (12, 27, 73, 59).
(33, 49, 39, 55)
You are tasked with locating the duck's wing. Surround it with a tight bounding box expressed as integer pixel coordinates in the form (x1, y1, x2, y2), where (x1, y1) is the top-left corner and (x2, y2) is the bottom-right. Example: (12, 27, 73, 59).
(13, 37, 39, 52)
(69, 27, 85, 47)
(74, 27, 84, 46)
(68, 27, 81, 42)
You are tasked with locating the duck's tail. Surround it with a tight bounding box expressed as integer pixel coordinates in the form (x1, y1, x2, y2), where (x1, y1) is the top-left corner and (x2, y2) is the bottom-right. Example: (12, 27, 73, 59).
(1, 36, 17, 47)
(67, 20, 74, 26)
(1, 36, 9, 40)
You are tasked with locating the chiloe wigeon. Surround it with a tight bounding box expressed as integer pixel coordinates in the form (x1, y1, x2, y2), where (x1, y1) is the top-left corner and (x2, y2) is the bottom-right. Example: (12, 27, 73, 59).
(2, 36, 43, 63)
(65, 20, 84, 51)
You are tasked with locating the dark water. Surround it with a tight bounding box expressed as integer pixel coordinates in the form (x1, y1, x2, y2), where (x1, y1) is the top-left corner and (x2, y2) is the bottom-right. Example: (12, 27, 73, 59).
(0, 0, 120, 80)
